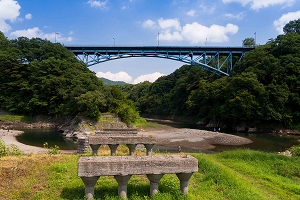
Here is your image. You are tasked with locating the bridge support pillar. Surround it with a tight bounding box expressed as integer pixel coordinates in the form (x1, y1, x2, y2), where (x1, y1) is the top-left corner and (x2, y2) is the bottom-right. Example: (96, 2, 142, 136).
(114, 175, 132, 199)
(80, 176, 100, 200)
(127, 144, 137, 156)
(144, 144, 154, 156)
(108, 144, 119, 155)
(147, 174, 163, 196)
(90, 144, 101, 155)
(176, 173, 193, 195)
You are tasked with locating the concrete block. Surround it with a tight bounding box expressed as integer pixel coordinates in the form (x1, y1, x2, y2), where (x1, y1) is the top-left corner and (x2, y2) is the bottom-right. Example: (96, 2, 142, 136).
(78, 155, 198, 176)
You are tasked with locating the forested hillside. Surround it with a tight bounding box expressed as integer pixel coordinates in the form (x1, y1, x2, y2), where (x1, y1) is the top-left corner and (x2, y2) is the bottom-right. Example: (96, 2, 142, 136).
(124, 31, 300, 130)
(0, 32, 138, 123)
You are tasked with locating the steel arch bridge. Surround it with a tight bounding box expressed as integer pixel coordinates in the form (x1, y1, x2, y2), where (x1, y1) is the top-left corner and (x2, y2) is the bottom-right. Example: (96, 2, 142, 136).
(66, 46, 254, 76)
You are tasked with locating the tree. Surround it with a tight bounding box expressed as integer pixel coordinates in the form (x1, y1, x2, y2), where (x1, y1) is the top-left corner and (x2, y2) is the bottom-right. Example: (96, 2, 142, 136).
(283, 19, 300, 34)
(242, 37, 255, 46)
(0, 32, 140, 124)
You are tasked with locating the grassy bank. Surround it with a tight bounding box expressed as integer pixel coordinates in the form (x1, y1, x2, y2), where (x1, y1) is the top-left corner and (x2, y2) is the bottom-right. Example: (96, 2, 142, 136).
(0, 148, 299, 200)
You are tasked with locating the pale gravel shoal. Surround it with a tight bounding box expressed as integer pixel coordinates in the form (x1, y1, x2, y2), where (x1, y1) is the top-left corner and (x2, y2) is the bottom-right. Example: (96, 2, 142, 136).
(138, 128, 253, 150)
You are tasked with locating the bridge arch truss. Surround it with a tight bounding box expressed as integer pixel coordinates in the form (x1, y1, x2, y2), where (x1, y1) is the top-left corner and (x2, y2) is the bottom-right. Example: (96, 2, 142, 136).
(66, 46, 254, 76)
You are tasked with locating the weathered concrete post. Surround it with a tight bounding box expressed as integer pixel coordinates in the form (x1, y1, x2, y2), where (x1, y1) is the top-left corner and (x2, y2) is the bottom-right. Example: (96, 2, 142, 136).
(109, 144, 119, 155)
(80, 176, 100, 200)
(146, 174, 164, 196)
(114, 175, 132, 199)
(90, 144, 101, 156)
(77, 137, 90, 154)
(126, 144, 137, 156)
(176, 173, 193, 194)
(144, 144, 154, 156)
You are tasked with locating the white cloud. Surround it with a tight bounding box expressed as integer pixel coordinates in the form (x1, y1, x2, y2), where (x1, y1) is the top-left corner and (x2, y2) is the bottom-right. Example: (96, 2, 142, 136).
(158, 18, 181, 31)
(199, 2, 216, 14)
(121, 6, 128, 10)
(10, 27, 73, 42)
(25, 13, 32, 20)
(96, 71, 133, 83)
(159, 30, 183, 41)
(95, 71, 164, 84)
(181, 23, 238, 44)
(87, 0, 108, 9)
(133, 72, 165, 84)
(143, 18, 239, 44)
(186, 9, 197, 17)
(274, 10, 300, 34)
(0, 0, 21, 32)
(222, 0, 295, 10)
(224, 12, 244, 20)
(142, 19, 156, 29)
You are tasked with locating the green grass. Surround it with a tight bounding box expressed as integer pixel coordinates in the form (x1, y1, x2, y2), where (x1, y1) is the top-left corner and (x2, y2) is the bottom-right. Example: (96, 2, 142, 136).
(132, 117, 170, 130)
(0, 114, 32, 123)
(0, 149, 299, 199)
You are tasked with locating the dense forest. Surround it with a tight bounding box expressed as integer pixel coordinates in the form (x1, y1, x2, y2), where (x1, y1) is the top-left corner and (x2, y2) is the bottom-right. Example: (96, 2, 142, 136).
(1, 19, 300, 130)
(0, 32, 138, 124)
(123, 20, 300, 130)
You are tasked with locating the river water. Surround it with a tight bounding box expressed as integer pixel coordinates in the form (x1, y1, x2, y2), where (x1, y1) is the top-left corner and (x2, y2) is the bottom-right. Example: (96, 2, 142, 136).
(16, 128, 77, 150)
(150, 120, 300, 153)
(15, 121, 300, 152)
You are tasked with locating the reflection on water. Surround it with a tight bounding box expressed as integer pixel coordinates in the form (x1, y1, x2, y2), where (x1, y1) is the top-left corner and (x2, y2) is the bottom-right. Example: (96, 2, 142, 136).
(16, 129, 77, 150)
(213, 133, 299, 152)
(150, 119, 300, 153)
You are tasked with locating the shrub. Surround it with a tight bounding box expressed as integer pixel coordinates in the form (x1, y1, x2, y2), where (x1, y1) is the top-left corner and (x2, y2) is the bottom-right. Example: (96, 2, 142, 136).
(289, 145, 300, 157)
(43, 142, 60, 155)
(0, 138, 23, 157)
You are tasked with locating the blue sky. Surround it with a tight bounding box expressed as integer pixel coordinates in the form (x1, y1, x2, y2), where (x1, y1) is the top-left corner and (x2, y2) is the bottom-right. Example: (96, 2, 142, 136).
(1, 0, 300, 83)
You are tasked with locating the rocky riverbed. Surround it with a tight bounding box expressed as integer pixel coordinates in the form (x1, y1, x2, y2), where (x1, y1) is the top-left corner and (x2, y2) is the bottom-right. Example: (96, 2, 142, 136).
(138, 128, 252, 152)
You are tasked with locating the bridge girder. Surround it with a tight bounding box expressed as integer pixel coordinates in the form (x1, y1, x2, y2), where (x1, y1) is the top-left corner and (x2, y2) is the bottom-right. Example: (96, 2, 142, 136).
(66, 46, 254, 76)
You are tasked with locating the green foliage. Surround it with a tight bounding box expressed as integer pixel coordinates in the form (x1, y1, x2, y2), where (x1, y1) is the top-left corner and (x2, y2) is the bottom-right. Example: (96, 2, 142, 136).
(289, 145, 300, 157)
(123, 32, 300, 129)
(0, 114, 32, 123)
(283, 18, 300, 34)
(99, 77, 127, 85)
(0, 32, 139, 124)
(0, 138, 23, 157)
(242, 37, 255, 46)
(43, 142, 60, 154)
(109, 85, 139, 124)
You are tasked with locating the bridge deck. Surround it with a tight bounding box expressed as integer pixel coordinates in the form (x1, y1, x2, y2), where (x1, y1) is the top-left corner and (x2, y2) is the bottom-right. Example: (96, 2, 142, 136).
(66, 46, 254, 56)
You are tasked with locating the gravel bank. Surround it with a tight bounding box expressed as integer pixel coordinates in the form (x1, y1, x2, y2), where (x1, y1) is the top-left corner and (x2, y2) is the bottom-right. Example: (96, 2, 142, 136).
(138, 128, 253, 152)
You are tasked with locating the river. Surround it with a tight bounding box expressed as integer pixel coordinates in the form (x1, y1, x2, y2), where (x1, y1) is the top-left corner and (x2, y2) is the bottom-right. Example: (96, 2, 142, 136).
(15, 121, 300, 152)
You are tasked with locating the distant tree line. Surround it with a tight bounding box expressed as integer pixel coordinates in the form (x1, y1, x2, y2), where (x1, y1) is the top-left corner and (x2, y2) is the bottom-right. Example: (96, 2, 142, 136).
(0, 32, 138, 123)
(122, 19, 300, 129)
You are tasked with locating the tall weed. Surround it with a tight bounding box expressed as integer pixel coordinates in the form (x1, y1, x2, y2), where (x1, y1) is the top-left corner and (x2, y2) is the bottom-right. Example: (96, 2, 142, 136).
(0, 138, 23, 157)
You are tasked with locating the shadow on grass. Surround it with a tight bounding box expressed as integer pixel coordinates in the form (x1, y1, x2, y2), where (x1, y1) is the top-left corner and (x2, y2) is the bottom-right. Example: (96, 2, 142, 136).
(60, 184, 150, 199)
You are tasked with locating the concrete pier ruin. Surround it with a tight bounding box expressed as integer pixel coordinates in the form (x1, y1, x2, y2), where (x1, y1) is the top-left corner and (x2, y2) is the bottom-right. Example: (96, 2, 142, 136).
(89, 135, 157, 156)
(77, 128, 198, 199)
(78, 155, 198, 199)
